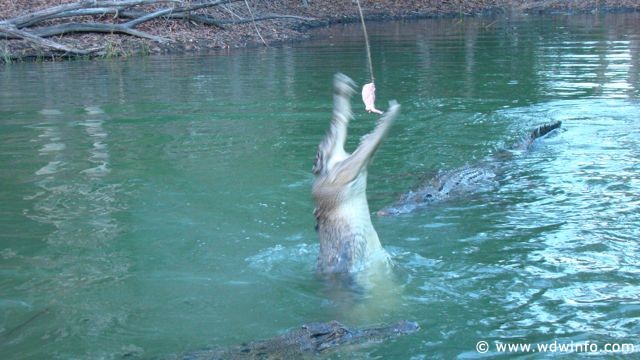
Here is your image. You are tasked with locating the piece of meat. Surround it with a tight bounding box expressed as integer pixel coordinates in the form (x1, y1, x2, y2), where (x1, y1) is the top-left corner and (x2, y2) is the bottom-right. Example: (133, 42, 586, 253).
(361, 82, 384, 114)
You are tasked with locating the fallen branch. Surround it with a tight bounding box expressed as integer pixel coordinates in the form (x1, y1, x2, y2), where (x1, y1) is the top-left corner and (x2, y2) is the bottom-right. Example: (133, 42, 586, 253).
(123, 7, 176, 27)
(0, 24, 101, 54)
(0, 12, 313, 42)
(117, 10, 225, 28)
(30, 23, 170, 42)
(175, 0, 242, 13)
(17, 8, 123, 28)
(115, 10, 314, 27)
(216, 13, 315, 25)
(3, 0, 180, 28)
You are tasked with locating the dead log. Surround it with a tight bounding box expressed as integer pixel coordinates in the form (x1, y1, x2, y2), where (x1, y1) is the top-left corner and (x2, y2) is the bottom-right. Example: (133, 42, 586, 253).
(17, 8, 124, 28)
(216, 13, 316, 25)
(0, 24, 101, 55)
(117, 10, 226, 28)
(30, 23, 170, 42)
(114, 10, 314, 28)
(2, 0, 180, 28)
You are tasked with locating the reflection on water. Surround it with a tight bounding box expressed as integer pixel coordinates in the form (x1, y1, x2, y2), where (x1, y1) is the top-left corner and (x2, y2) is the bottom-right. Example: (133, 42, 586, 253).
(80, 106, 111, 177)
(1, 12, 640, 359)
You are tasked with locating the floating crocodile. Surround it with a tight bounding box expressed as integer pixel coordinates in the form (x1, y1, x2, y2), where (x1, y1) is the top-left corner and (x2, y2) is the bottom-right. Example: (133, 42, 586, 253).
(312, 73, 400, 273)
(377, 121, 562, 216)
(170, 320, 419, 360)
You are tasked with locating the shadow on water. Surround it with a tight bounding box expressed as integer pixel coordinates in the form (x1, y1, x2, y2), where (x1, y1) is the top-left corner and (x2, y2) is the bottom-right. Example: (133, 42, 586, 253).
(0, 12, 640, 359)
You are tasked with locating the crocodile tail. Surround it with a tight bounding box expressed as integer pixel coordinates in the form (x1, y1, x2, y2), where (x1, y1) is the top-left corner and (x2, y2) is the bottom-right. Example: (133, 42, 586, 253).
(530, 121, 562, 140)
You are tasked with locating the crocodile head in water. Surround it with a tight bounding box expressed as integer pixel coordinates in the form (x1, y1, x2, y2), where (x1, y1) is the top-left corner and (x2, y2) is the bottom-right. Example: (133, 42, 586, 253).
(312, 73, 400, 273)
(377, 121, 562, 216)
(303, 319, 420, 351)
(377, 166, 498, 216)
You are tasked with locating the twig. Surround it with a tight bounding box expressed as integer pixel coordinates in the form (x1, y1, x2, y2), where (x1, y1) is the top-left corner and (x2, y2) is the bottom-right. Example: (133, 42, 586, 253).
(220, 3, 243, 20)
(243, 0, 266, 47)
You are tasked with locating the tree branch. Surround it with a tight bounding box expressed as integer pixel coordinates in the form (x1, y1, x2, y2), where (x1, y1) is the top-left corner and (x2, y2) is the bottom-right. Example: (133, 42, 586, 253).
(0, 23, 101, 54)
(216, 13, 316, 25)
(118, 10, 225, 28)
(3, 0, 180, 28)
(124, 7, 175, 27)
(30, 22, 170, 42)
(17, 8, 123, 28)
(175, 0, 242, 13)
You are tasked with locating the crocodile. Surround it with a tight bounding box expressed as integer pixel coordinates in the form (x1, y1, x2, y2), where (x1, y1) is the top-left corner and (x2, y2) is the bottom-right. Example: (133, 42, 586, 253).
(312, 73, 400, 273)
(171, 320, 419, 360)
(377, 121, 562, 216)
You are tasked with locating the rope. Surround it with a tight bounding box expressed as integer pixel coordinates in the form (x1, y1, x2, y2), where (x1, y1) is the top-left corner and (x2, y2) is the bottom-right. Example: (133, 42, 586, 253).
(355, 0, 374, 83)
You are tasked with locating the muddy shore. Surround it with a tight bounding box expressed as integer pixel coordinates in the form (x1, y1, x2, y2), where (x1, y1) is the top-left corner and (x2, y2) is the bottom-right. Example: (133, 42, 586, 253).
(1, 0, 639, 62)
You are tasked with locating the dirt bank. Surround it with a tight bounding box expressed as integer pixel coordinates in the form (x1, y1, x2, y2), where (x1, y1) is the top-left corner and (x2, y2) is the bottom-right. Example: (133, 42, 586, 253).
(1, 0, 639, 62)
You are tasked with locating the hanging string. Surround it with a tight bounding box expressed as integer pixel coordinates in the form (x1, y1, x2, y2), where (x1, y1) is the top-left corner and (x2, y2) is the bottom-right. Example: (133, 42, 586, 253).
(355, 0, 374, 83)
(355, 0, 383, 114)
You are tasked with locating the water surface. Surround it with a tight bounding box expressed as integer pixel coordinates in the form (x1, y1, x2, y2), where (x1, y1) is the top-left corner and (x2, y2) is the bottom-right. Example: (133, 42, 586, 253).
(1, 12, 640, 359)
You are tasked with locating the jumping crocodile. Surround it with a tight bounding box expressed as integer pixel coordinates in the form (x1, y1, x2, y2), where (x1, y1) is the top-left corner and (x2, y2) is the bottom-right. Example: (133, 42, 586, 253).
(312, 73, 400, 273)
(169, 320, 419, 360)
(377, 121, 562, 216)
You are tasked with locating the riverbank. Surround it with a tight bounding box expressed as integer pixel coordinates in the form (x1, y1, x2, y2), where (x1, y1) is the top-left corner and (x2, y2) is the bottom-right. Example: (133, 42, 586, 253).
(1, 0, 639, 62)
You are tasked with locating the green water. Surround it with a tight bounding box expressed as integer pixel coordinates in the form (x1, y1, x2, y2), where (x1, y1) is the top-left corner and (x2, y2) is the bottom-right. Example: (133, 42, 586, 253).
(1, 12, 640, 359)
